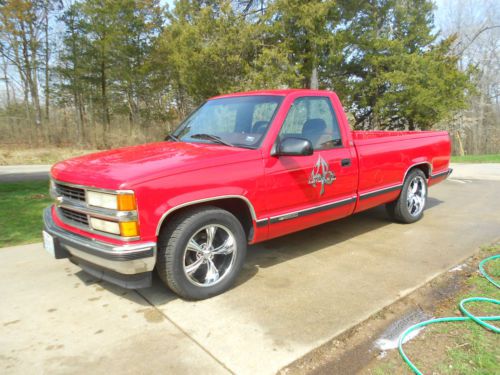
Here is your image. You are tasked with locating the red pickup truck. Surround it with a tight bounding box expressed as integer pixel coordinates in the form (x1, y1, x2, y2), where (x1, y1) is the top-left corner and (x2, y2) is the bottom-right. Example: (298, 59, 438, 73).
(43, 89, 452, 299)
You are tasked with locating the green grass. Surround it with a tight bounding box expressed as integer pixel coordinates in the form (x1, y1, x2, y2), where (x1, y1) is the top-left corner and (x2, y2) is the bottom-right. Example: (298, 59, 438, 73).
(372, 362, 397, 375)
(0, 180, 52, 247)
(434, 318, 499, 375)
(451, 154, 500, 163)
(428, 249, 500, 375)
(370, 244, 500, 374)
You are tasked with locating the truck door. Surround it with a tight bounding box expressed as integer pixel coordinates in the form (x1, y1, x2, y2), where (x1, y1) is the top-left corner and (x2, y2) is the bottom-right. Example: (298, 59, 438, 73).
(264, 95, 358, 239)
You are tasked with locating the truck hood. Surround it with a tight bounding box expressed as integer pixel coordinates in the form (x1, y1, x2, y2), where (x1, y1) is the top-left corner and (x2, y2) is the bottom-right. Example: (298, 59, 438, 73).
(51, 142, 261, 189)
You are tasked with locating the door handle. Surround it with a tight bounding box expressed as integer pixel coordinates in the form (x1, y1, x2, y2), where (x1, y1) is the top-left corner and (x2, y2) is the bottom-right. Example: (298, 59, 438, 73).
(341, 158, 351, 167)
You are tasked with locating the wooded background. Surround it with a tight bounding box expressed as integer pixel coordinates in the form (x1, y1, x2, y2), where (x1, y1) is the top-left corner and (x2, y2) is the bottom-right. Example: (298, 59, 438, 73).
(0, 0, 498, 155)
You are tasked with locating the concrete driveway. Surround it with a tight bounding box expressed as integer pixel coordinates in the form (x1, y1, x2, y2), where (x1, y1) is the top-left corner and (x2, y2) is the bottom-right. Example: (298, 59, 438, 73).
(0, 165, 51, 182)
(2, 177, 500, 374)
(450, 162, 500, 181)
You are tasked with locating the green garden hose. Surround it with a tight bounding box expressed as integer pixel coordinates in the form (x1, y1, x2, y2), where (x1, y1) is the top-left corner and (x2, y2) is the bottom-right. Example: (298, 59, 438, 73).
(398, 254, 500, 375)
(479, 255, 500, 288)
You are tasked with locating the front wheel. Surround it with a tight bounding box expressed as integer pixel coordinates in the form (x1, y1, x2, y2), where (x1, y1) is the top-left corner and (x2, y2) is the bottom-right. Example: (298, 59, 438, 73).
(386, 169, 428, 224)
(156, 206, 247, 300)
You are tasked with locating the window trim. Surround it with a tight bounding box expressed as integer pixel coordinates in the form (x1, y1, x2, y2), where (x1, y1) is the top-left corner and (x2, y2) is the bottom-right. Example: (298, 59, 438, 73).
(275, 95, 344, 152)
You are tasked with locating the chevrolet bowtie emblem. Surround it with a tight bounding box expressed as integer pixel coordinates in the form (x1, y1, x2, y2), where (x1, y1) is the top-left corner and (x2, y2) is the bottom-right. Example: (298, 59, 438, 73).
(308, 155, 336, 196)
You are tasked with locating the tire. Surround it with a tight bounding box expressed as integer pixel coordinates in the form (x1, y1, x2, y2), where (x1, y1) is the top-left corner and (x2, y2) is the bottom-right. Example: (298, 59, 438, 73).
(156, 206, 247, 300)
(386, 169, 428, 224)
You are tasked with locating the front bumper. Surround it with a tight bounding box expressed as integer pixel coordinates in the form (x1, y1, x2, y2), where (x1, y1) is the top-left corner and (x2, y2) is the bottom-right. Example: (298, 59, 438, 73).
(43, 207, 156, 288)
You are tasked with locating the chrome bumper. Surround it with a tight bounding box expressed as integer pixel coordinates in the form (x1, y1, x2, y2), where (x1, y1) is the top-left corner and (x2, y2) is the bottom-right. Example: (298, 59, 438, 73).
(43, 207, 156, 288)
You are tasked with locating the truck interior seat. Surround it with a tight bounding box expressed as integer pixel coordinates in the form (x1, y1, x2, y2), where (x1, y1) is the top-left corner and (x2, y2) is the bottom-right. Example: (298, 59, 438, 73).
(302, 118, 327, 148)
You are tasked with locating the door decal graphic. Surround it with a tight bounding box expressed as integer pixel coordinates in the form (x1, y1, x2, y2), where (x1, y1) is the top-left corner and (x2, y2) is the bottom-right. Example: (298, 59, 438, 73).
(308, 155, 336, 196)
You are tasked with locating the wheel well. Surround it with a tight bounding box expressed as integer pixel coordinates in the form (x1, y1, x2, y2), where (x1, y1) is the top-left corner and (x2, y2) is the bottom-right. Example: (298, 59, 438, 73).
(157, 198, 254, 241)
(408, 163, 430, 179)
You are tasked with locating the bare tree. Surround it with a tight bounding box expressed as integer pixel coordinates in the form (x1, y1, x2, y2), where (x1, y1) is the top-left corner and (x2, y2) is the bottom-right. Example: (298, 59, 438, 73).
(0, 1, 52, 126)
(43, 0, 50, 120)
(1, 55, 11, 107)
(437, 0, 500, 155)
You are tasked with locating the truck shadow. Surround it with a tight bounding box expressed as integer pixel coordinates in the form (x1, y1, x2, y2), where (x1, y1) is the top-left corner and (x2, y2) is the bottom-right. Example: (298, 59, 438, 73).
(86, 196, 443, 306)
(242, 196, 443, 274)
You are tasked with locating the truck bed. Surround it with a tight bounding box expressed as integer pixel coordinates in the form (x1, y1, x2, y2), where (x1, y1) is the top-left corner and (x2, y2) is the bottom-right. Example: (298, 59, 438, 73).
(351, 130, 451, 214)
(352, 130, 448, 145)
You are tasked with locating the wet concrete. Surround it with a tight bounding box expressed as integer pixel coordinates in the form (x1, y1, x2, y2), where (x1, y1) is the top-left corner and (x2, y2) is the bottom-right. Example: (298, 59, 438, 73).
(1, 178, 500, 374)
(374, 307, 432, 351)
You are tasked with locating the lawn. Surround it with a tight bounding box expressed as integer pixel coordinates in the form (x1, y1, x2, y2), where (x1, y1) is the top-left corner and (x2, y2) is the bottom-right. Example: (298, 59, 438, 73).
(451, 154, 500, 163)
(0, 180, 52, 247)
(0, 147, 99, 165)
(369, 244, 500, 374)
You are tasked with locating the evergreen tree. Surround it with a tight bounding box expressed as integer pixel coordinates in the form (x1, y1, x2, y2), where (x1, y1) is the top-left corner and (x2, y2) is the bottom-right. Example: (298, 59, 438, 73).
(57, 0, 164, 132)
(154, 0, 254, 113)
(325, 0, 473, 129)
(3, 0, 474, 142)
(253, 0, 341, 89)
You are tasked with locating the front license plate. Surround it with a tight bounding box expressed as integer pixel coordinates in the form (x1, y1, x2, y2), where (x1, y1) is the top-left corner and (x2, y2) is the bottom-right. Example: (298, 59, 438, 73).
(43, 231, 55, 257)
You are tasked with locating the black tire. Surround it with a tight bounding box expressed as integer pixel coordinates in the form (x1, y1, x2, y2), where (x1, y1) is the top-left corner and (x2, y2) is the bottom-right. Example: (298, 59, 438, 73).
(386, 169, 428, 224)
(156, 206, 247, 300)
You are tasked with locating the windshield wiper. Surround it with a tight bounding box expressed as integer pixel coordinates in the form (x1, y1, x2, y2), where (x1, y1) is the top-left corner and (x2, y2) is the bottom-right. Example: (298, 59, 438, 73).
(190, 133, 234, 147)
(165, 133, 180, 142)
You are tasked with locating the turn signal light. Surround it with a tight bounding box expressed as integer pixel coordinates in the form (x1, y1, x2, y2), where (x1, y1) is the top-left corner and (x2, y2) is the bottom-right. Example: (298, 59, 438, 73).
(117, 194, 137, 211)
(119, 221, 139, 237)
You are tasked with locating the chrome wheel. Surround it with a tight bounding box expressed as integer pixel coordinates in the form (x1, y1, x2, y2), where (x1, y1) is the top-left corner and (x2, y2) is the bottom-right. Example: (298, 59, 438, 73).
(407, 175, 426, 217)
(182, 224, 237, 287)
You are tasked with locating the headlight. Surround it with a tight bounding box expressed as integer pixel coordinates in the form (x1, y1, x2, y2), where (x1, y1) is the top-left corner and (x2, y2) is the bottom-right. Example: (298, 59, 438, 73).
(87, 191, 118, 209)
(90, 218, 139, 237)
(90, 217, 120, 235)
(87, 191, 136, 211)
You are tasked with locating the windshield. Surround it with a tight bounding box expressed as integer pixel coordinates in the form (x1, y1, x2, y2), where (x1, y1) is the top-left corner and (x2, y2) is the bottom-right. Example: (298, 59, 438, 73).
(172, 95, 284, 148)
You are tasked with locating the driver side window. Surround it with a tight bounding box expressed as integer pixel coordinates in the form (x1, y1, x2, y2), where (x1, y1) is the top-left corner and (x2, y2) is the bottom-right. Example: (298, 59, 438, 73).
(279, 96, 342, 150)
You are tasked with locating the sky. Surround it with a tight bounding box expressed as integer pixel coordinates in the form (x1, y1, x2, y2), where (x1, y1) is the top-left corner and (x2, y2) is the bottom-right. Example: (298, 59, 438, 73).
(161, 0, 174, 9)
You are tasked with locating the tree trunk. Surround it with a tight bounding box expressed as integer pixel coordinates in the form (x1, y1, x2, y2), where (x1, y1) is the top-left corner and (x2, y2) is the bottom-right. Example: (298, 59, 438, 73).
(20, 21, 42, 126)
(310, 67, 319, 90)
(73, 91, 84, 142)
(44, 4, 50, 120)
(127, 89, 139, 127)
(23, 78, 30, 120)
(408, 119, 416, 131)
(1, 56, 10, 106)
(456, 131, 465, 156)
(29, 21, 42, 126)
(79, 93, 86, 143)
(10, 32, 30, 119)
(101, 60, 110, 130)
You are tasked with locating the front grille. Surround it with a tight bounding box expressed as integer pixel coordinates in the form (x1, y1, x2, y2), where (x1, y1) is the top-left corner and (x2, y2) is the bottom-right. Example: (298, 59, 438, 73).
(56, 183, 86, 202)
(60, 207, 89, 226)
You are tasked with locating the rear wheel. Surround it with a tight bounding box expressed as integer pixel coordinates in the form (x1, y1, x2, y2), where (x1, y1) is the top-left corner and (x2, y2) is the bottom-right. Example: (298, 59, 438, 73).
(386, 169, 427, 224)
(156, 206, 247, 300)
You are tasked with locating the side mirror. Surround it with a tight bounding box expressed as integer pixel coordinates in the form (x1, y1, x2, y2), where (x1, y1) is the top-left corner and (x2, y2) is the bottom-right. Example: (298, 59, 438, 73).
(275, 137, 313, 156)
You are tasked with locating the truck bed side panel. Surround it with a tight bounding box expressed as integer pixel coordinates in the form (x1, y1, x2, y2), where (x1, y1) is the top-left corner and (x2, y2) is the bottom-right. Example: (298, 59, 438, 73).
(353, 131, 451, 213)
